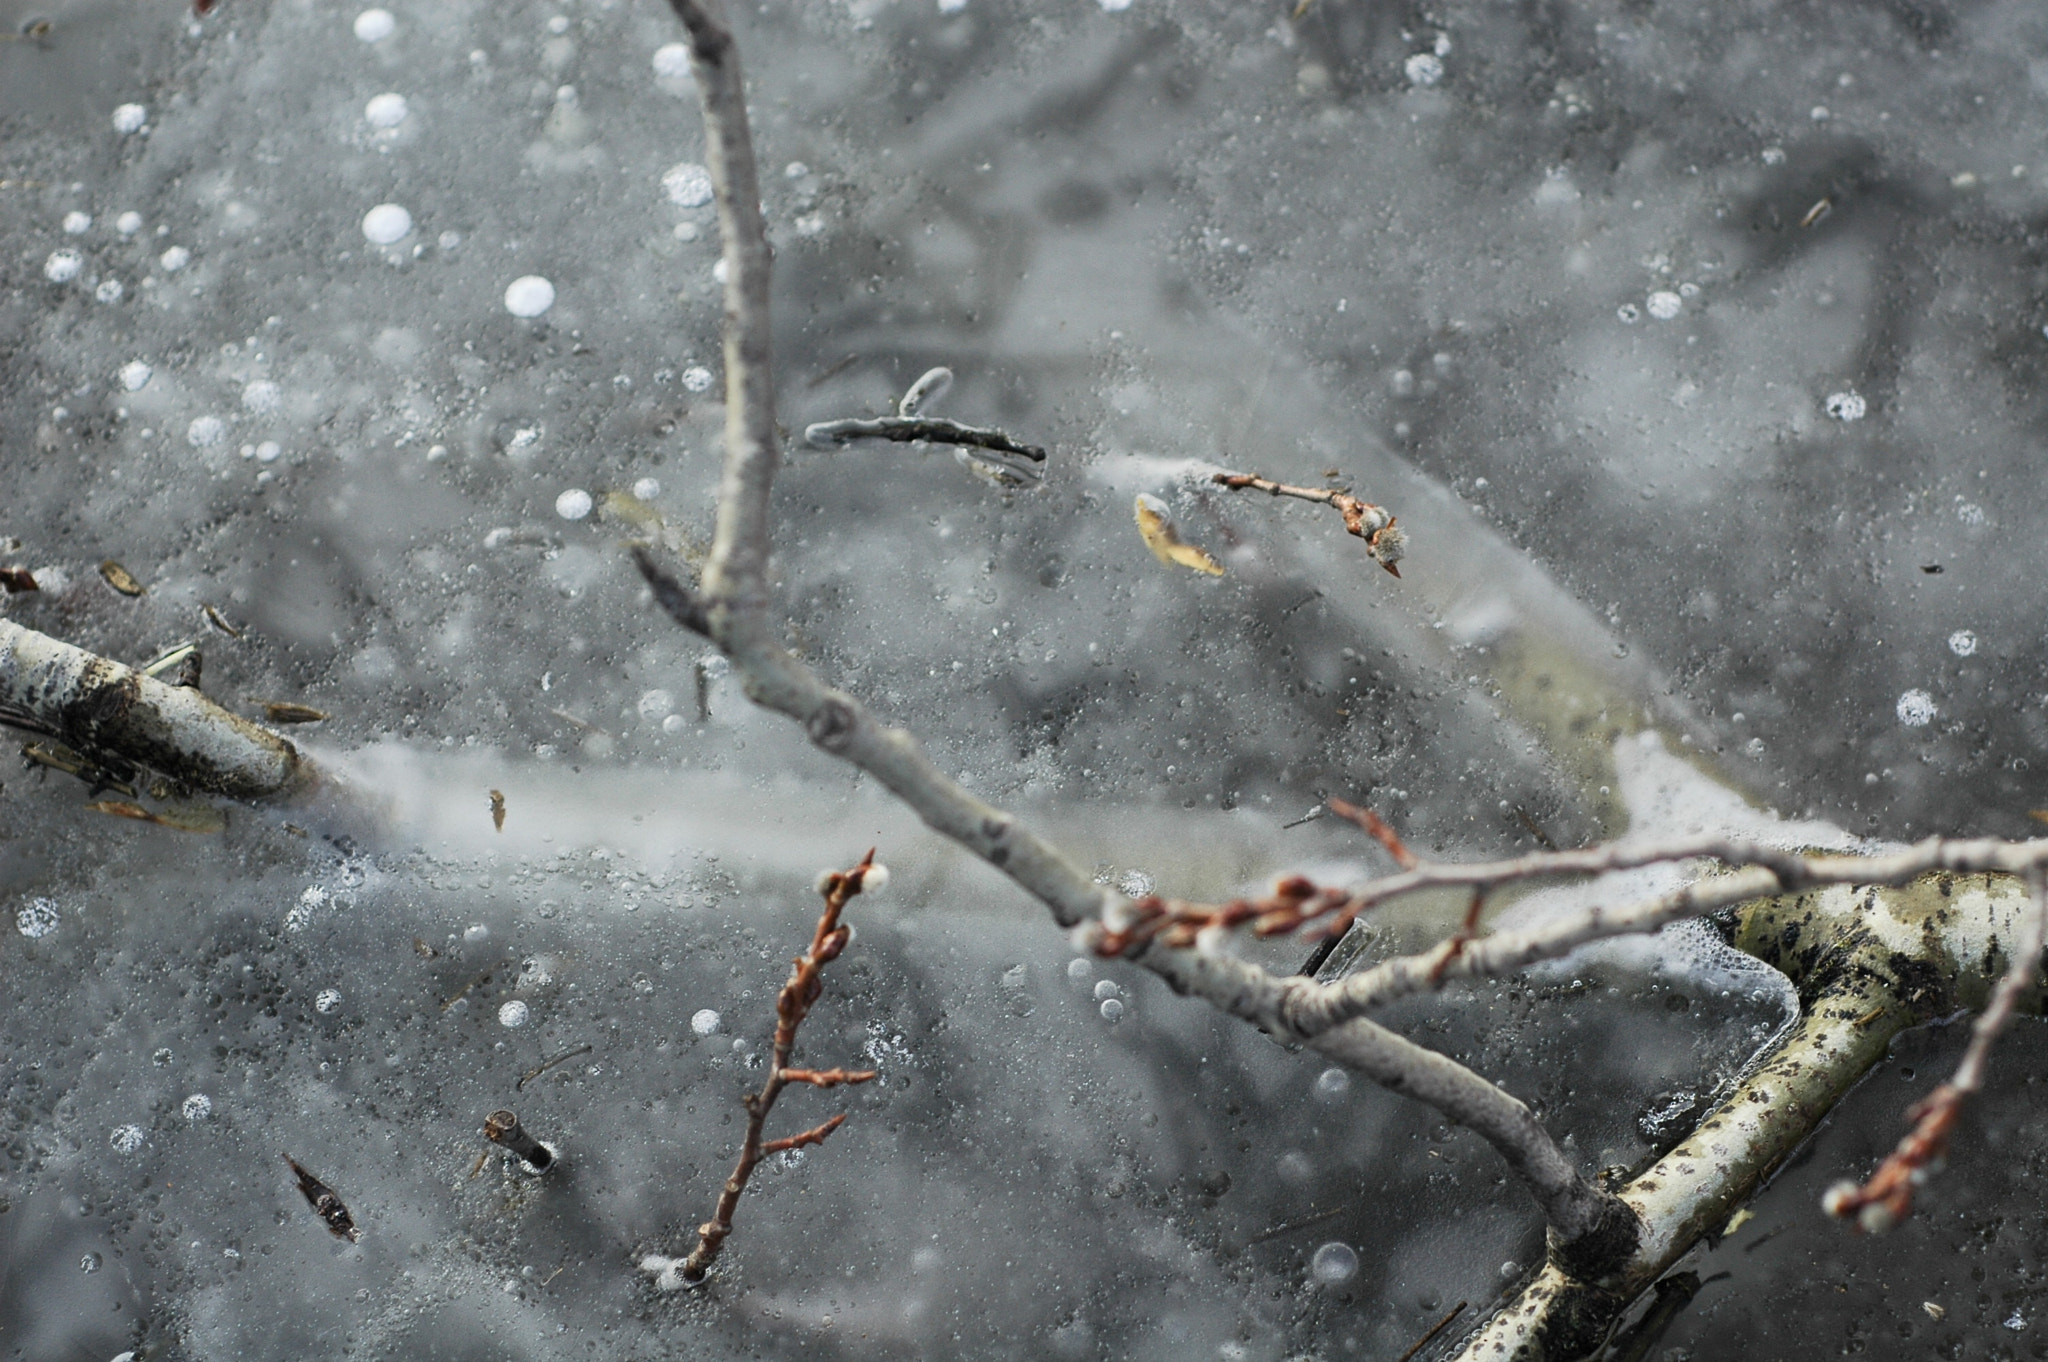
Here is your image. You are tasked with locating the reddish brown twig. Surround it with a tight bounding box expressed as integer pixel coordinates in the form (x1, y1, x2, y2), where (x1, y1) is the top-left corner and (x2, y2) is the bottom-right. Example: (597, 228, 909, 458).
(1327, 797, 1419, 869)
(1094, 874, 1360, 955)
(1823, 869, 2048, 1232)
(1211, 472, 1407, 575)
(1427, 889, 1489, 985)
(678, 852, 882, 1282)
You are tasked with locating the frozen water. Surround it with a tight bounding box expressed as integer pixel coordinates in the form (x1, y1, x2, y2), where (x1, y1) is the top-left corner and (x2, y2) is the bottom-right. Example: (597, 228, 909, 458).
(158, 245, 189, 272)
(1824, 390, 1867, 421)
(1098, 998, 1124, 1022)
(41, 251, 81, 283)
(313, 988, 343, 1014)
(353, 8, 394, 42)
(108, 1125, 146, 1155)
(186, 416, 224, 448)
(363, 93, 409, 129)
(111, 103, 148, 135)
(1896, 689, 1936, 727)
(61, 211, 90, 235)
(1314, 1067, 1351, 1098)
(651, 43, 692, 79)
(503, 274, 555, 317)
(1646, 290, 1682, 320)
(1310, 1241, 1358, 1285)
(1948, 629, 1977, 657)
(15, 897, 59, 938)
(554, 488, 593, 521)
(181, 1094, 214, 1121)
(114, 211, 142, 235)
(662, 162, 714, 208)
(94, 279, 122, 304)
(118, 361, 152, 391)
(242, 380, 281, 413)
(1404, 53, 1444, 87)
(632, 476, 661, 500)
(361, 203, 412, 245)
(498, 1000, 530, 1028)
(679, 365, 713, 392)
(690, 1007, 723, 1035)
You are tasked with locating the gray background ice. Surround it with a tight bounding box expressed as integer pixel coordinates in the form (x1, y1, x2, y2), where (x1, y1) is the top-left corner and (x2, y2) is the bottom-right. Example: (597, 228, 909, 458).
(5, 0, 2048, 1356)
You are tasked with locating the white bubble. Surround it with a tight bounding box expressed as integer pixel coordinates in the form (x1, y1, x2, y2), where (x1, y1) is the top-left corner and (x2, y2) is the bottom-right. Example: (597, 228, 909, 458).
(112, 103, 149, 134)
(1066, 957, 1093, 984)
(652, 42, 692, 79)
(1957, 502, 1986, 526)
(362, 203, 413, 245)
(16, 897, 59, 938)
(663, 162, 714, 207)
(939, 0, 967, 10)
(1275, 1151, 1314, 1183)
(680, 365, 714, 393)
(1948, 629, 1978, 657)
(711, 258, 729, 285)
(638, 689, 675, 720)
(1824, 390, 1866, 421)
(43, 250, 82, 283)
(256, 441, 281, 463)
(1404, 53, 1444, 86)
(504, 275, 556, 318)
(498, 1000, 530, 1028)
(1098, 0, 1131, 10)
(631, 476, 661, 500)
(1762, 146, 1786, 165)
(120, 361, 153, 392)
(242, 380, 281, 413)
(181, 1094, 214, 1121)
(1310, 1242, 1359, 1285)
(115, 211, 143, 235)
(314, 988, 343, 1014)
(187, 416, 225, 448)
(364, 92, 409, 128)
(353, 8, 395, 41)
(1896, 689, 1936, 727)
(1315, 1067, 1351, 1098)
(1616, 302, 1640, 323)
(110, 1124, 147, 1154)
(1092, 979, 1121, 1002)
(81, 1251, 103, 1273)
(554, 488, 593, 521)
(464, 923, 490, 942)
(690, 1007, 723, 1036)
(1646, 290, 1682, 320)
(1099, 997, 1125, 1022)
(438, 230, 462, 251)
(661, 714, 686, 734)
(1117, 869, 1154, 898)
(62, 211, 92, 235)
(95, 279, 124, 304)
(784, 161, 809, 180)
(159, 246, 191, 273)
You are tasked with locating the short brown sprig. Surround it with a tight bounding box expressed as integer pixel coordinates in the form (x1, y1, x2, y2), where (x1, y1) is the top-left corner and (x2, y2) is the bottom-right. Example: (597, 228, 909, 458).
(678, 851, 882, 1283)
(1093, 875, 1357, 954)
(1211, 472, 1407, 575)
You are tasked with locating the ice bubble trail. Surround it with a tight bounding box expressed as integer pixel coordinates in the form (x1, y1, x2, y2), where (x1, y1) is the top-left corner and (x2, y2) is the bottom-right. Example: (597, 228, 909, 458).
(95, 280, 124, 304)
(632, 476, 661, 500)
(364, 93, 409, 128)
(1405, 52, 1444, 85)
(680, 365, 713, 393)
(1824, 390, 1866, 421)
(504, 275, 555, 318)
(314, 988, 343, 1013)
(109, 1124, 146, 1154)
(354, 8, 394, 41)
(362, 203, 413, 245)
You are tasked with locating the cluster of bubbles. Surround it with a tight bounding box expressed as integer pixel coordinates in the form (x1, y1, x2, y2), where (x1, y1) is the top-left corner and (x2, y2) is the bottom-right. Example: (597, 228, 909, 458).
(15, 897, 59, 938)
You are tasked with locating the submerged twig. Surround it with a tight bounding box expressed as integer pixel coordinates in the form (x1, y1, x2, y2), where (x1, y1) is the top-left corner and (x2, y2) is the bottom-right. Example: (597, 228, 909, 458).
(1211, 471, 1406, 575)
(803, 415, 1047, 463)
(285, 1155, 361, 1242)
(517, 1042, 593, 1091)
(669, 852, 883, 1283)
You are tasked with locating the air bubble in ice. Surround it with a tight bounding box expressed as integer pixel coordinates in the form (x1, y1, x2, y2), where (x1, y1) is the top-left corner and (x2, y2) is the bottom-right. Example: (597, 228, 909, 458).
(1092, 979, 1121, 1002)
(555, 488, 593, 521)
(16, 897, 59, 938)
(1823, 391, 1866, 421)
(1646, 290, 1682, 320)
(115, 211, 143, 235)
(153, 1047, 173, 1066)
(464, 923, 490, 942)
(632, 476, 661, 500)
(95, 279, 123, 303)
(663, 162, 714, 208)
(1896, 690, 1936, 727)
(113, 103, 148, 134)
(498, 1000, 530, 1028)
(711, 259, 728, 285)
(62, 211, 91, 235)
(256, 441, 281, 462)
(353, 8, 394, 41)
(1957, 502, 1986, 526)
(187, 416, 225, 448)
(1099, 998, 1124, 1022)
(652, 42, 692, 79)
(314, 988, 342, 1014)
(1098, 0, 1131, 11)
(1066, 957, 1093, 984)
(361, 203, 413, 245)
(1315, 1067, 1351, 1098)
(109, 1124, 146, 1154)
(43, 250, 82, 283)
(1404, 53, 1444, 86)
(120, 361, 152, 391)
(1616, 303, 1640, 323)
(680, 365, 713, 393)
(1275, 1151, 1314, 1184)
(690, 1007, 723, 1035)
(242, 380, 280, 413)
(1310, 1242, 1358, 1285)
(638, 689, 674, 720)
(784, 161, 809, 180)
(1117, 869, 1154, 898)
(1948, 630, 1977, 657)
(364, 93, 409, 128)
(81, 1251, 104, 1272)
(182, 1094, 214, 1121)
(160, 246, 190, 272)
(504, 275, 555, 318)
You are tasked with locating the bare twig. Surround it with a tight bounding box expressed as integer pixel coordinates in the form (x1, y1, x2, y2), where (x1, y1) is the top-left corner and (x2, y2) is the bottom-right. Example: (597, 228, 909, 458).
(1822, 867, 2048, 1232)
(676, 853, 882, 1283)
(802, 415, 1048, 463)
(1211, 471, 1407, 575)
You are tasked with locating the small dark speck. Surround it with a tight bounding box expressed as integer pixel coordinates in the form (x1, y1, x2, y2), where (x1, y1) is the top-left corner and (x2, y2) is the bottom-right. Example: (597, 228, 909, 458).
(1920, 564, 1943, 574)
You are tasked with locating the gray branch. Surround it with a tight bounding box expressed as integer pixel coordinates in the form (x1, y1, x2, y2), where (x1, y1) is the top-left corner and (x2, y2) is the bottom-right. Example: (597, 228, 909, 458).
(802, 416, 1048, 463)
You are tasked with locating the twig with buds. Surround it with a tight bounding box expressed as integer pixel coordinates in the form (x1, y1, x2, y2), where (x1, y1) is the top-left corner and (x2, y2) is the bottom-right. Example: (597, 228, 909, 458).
(1210, 472, 1407, 575)
(673, 852, 882, 1283)
(1822, 867, 2048, 1232)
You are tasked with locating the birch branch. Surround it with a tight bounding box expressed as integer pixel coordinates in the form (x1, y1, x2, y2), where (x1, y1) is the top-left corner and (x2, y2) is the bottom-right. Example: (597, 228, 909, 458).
(0, 617, 304, 799)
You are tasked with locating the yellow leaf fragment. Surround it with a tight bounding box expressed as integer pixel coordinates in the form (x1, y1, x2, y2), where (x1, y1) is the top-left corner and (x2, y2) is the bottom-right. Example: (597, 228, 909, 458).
(98, 559, 146, 596)
(1134, 494, 1223, 576)
(86, 799, 224, 833)
(1721, 1207, 1754, 1238)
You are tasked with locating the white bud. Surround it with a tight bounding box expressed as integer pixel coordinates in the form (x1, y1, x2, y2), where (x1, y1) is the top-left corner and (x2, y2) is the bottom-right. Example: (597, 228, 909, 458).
(1820, 1180, 1860, 1218)
(857, 862, 889, 893)
(1857, 1201, 1897, 1235)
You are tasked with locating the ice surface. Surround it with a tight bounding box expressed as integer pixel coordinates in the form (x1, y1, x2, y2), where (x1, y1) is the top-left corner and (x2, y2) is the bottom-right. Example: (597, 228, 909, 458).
(6, 0, 2048, 1357)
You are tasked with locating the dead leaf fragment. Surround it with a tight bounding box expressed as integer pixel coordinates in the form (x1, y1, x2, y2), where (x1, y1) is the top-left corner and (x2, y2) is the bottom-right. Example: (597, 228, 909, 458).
(99, 560, 146, 597)
(1133, 494, 1224, 576)
(202, 604, 245, 638)
(86, 799, 224, 833)
(0, 567, 37, 593)
(490, 789, 507, 832)
(260, 702, 329, 724)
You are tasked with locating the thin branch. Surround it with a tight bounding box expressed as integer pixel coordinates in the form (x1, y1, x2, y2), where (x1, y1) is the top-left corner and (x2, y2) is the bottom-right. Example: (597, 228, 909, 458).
(802, 416, 1048, 463)
(1211, 471, 1407, 575)
(631, 545, 710, 637)
(1822, 867, 2048, 1232)
(677, 854, 881, 1283)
